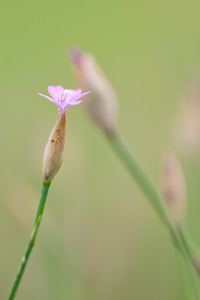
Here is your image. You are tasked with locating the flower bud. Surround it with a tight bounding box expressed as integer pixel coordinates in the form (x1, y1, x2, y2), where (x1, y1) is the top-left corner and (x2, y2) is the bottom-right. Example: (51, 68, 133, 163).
(69, 47, 117, 136)
(161, 151, 186, 227)
(176, 81, 200, 152)
(42, 112, 66, 182)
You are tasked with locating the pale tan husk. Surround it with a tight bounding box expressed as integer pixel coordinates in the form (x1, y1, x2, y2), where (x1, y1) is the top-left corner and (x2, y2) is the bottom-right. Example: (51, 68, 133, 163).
(72, 52, 117, 135)
(42, 112, 66, 182)
(161, 151, 186, 227)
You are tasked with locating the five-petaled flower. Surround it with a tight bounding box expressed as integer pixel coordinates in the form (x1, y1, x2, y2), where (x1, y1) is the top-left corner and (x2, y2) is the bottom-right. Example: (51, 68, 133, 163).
(38, 85, 90, 113)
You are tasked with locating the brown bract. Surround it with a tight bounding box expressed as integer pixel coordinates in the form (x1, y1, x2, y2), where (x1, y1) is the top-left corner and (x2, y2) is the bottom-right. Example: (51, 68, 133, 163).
(42, 112, 66, 182)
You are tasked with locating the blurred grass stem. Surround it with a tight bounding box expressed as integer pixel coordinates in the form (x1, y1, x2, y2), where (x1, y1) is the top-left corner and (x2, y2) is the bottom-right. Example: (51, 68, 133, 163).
(175, 248, 199, 299)
(8, 181, 51, 300)
(179, 227, 200, 274)
(106, 134, 200, 281)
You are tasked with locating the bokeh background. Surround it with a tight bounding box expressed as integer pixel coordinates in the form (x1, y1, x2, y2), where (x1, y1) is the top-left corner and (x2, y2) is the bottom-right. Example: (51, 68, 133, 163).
(1, 0, 200, 299)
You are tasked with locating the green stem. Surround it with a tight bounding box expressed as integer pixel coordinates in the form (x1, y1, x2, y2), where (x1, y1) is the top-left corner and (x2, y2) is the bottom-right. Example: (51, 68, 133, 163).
(8, 180, 51, 300)
(106, 134, 199, 279)
(175, 247, 199, 300)
(179, 227, 200, 274)
(107, 134, 168, 225)
(107, 134, 174, 229)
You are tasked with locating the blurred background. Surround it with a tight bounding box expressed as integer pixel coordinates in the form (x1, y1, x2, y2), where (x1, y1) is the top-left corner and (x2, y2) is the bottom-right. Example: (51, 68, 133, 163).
(1, 0, 200, 299)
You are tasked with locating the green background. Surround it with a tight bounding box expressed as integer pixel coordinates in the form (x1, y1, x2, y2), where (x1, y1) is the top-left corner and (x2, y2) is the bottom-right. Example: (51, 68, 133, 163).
(1, 0, 200, 299)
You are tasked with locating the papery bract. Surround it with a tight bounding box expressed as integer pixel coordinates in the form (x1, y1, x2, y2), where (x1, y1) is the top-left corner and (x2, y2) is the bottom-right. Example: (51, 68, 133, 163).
(42, 112, 66, 182)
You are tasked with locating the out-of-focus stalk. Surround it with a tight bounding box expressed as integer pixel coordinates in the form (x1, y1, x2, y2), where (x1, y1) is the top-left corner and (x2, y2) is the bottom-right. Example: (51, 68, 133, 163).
(107, 134, 200, 298)
(179, 227, 200, 275)
(69, 48, 200, 293)
(107, 135, 190, 256)
(175, 247, 199, 300)
(160, 151, 200, 273)
(69, 48, 188, 242)
(160, 151, 200, 298)
(107, 135, 169, 224)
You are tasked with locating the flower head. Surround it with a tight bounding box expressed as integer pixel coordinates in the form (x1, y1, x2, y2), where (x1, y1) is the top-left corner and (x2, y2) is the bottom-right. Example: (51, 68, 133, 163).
(39, 85, 90, 113)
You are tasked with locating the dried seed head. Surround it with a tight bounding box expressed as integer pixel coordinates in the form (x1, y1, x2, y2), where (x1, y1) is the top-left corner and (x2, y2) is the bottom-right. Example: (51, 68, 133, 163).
(161, 151, 186, 227)
(176, 81, 200, 153)
(42, 112, 66, 182)
(69, 47, 117, 136)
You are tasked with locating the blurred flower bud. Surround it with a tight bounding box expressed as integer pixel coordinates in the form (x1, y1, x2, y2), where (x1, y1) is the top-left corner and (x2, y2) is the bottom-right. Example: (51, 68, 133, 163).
(42, 112, 66, 182)
(176, 81, 200, 153)
(69, 47, 117, 136)
(161, 151, 186, 227)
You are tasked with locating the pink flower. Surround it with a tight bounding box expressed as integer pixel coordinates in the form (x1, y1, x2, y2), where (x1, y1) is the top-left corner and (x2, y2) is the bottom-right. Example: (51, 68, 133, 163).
(38, 85, 91, 113)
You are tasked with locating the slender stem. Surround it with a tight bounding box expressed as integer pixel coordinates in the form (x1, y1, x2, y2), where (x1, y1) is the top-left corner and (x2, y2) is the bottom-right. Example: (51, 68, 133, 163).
(8, 180, 51, 300)
(107, 134, 169, 225)
(107, 134, 175, 230)
(179, 227, 200, 274)
(106, 134, 199, 277)
(175, 247, 198, 300)
(177, 228, 200, 298)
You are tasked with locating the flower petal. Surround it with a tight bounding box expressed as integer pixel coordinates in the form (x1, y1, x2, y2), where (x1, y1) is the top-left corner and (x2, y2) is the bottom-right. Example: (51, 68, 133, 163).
(38, 93, 56, 104)
(69, 91, 91, 102)
(48, 86, 64, 101)
(74, 88, 82, 93)
(68, 88, 82, 93)
(63, 100, 83, 111)
(69, 100, 83, 105)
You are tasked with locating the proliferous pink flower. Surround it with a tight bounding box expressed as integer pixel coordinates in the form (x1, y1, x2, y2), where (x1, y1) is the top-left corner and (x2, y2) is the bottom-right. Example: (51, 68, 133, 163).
(39, 85, 90, 113)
